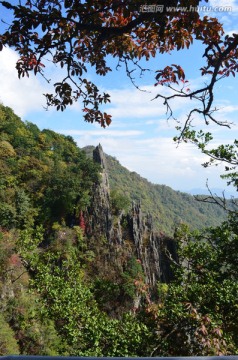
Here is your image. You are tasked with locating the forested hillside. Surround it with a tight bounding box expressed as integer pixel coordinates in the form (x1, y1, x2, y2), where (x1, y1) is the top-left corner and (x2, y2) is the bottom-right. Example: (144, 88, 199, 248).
(0, 105, 99, 231)
(84, 146, 228, 234)
(1, 104, 238, 356)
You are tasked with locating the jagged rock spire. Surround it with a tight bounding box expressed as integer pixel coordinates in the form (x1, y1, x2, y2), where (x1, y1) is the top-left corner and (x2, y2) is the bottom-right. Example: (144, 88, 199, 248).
(86, 144, 112, 240)
(86, 144, 177, 293)
(93, 144, 110, 190)
(93, 143, 106, 167)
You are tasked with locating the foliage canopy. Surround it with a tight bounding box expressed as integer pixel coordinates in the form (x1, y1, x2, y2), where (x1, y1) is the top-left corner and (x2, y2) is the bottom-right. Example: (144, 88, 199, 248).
(0, 0, 237, 130)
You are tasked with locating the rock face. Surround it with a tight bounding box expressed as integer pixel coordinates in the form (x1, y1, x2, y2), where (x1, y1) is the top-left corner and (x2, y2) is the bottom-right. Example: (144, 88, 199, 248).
(86, 144, 113, 240)
(86, 144, 177, 291)
(126, 202, 177, 288)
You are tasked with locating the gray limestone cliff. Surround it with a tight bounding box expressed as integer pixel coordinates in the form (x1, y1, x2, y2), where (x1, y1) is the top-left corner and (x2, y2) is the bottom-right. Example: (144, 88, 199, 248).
(127, 202, 177, 287)
(86, 144, 113, 240)
(86, 144, 177, 291)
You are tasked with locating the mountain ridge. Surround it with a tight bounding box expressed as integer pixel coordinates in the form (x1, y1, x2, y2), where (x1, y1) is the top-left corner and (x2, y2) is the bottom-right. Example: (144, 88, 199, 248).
(83, 145, 229, 235)
(1, 105, 237, 355)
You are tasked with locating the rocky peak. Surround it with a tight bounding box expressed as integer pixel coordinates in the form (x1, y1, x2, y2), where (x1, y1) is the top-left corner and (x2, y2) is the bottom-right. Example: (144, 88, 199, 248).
(93, 143, 106, 167)
(86, 145, 112, 240)
(93, 143, 110, 191)
(86, 144, 177, 293)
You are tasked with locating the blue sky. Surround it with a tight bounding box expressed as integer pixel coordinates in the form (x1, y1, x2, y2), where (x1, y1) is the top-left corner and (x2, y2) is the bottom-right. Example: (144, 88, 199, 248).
(0, 0, 238, 195)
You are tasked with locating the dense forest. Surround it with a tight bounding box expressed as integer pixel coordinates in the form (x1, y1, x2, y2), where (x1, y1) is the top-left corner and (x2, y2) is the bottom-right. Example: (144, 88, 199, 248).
(1, 104, 238, 355)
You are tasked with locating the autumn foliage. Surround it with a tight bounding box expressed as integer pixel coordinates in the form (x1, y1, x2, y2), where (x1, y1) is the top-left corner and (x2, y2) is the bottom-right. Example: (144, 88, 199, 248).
(0, 0, 237, 130)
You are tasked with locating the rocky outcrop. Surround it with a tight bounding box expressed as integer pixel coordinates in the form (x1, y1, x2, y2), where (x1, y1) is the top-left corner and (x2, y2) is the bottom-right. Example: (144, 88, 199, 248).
(127, 202, 177, 288)
(86, 144, 177, 292)
(86, 144, 113, 240)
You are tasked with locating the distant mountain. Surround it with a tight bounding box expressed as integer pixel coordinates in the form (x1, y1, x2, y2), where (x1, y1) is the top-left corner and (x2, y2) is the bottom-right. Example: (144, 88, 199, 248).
(188, 187, 237, 198)
(83, 146, 230, 235)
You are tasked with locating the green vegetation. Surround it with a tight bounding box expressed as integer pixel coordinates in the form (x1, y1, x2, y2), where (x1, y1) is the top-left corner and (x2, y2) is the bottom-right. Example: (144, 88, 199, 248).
(0, 313, 20, 355)
(153, 220, 238, 355)
(0, 104, 154, 355)
(84, 146, 229, 235)
(1, 104, 238, 355)
(0, 105, 99, 229)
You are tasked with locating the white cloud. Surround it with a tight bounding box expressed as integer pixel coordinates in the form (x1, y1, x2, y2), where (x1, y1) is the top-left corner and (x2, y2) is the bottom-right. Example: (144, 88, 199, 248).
(65, 126, 228, 191)
(203, 0, 238, 32)
(58, 129, 144, 137)
(56, 79, 238, 192)
(106, 87, 167, 119)
(113, 138, 231, 192)
(0, 47, 52, 117)
(217, 105, 238, 113)
(227, 28, 238, 35)
(105, 84, 199, 121)
(209, 0, 238, 12)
